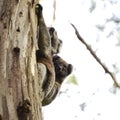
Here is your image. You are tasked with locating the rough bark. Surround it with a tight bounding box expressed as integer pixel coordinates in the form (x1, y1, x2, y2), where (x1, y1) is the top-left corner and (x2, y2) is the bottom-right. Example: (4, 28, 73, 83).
(0, 0, 43, 120)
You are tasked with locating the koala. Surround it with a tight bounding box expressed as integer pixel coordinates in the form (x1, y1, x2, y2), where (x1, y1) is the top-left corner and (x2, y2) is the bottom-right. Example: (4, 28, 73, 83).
(35, 4, 55, 97)
(35, 4, 73, 106)
(42, 55, 73, 106)
(48, 27, 63, 54)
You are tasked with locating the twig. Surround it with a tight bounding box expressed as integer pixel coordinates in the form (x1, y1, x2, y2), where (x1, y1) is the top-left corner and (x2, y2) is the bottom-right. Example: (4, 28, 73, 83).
(70, 23, 120, 87)
(51, 0, 56, 26)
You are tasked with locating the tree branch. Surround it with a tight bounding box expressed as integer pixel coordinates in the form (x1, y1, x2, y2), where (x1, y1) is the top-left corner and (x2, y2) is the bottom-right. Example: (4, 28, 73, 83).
(70, 23, 120, 87)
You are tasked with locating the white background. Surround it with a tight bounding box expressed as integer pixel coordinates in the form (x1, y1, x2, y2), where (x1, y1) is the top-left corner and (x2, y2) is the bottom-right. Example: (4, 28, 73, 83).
(40, 0, 120, 120)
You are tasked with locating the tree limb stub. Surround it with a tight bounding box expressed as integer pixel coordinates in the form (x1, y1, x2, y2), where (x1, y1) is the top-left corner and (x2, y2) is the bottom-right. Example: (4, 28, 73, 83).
(70, 23, 120, 88)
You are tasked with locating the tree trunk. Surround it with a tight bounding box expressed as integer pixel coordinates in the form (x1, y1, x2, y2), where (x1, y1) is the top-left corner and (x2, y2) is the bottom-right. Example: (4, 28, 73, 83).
(0, 0, 43, 119)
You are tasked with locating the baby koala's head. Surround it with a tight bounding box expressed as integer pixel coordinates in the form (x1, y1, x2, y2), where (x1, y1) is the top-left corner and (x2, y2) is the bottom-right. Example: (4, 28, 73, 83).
(48, 27, 63, 54)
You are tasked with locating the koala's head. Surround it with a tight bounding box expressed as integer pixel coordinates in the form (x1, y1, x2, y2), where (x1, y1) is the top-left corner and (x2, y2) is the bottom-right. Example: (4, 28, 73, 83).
(53, 55, 73, 83)
(48, 27, 63, 54)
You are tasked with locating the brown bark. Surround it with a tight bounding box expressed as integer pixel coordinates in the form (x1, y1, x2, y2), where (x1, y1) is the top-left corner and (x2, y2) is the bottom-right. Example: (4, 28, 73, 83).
(0, 0, 43, 120)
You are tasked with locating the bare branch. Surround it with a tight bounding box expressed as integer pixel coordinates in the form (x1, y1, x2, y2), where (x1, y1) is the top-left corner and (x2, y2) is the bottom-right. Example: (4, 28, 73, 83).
(70, 23, 120, 87)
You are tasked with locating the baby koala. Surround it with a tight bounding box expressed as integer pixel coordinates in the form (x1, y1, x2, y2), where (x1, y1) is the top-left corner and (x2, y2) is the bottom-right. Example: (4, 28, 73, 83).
(42, 55, 73, 106)
(48, 27, 63, 54)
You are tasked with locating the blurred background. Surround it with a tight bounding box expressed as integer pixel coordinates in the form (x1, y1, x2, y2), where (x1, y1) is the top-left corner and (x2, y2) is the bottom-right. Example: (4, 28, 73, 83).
(40, 0, 120, 120)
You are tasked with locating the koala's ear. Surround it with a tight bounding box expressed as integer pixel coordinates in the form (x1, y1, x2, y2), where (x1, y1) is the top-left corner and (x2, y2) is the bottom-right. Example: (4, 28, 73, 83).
(59, 39, 63, 44)
(68, 64, 73, 75)
(53, 55, 60, 61)
(49, 27, 55, 34)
